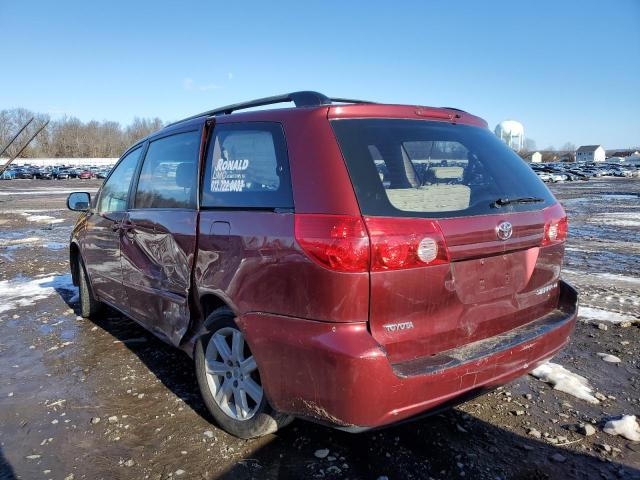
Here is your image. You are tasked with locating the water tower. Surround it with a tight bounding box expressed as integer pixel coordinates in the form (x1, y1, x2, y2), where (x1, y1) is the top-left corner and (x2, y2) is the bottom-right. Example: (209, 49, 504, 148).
(495, 120, 525, 151)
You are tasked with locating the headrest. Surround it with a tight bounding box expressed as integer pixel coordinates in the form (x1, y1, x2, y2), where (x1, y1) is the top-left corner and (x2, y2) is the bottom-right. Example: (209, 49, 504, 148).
(175, 162, 194, 188)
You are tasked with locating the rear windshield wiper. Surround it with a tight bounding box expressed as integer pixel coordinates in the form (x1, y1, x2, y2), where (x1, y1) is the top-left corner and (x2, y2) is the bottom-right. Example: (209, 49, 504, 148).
(490, 196, 544, 208)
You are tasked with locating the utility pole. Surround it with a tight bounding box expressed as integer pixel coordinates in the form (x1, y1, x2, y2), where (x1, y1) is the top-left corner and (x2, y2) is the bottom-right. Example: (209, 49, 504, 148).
(0, 120, 49, 176)
(0, 117, 33, 158)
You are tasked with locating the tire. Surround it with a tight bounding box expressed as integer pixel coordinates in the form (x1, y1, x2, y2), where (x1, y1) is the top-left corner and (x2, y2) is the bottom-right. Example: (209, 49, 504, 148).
(77, 256, 102, 318)
(195, 308, 293, 439)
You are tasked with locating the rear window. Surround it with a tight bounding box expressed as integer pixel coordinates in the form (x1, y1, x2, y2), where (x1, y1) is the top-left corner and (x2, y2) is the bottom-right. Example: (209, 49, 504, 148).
(331, 119, 555, 218)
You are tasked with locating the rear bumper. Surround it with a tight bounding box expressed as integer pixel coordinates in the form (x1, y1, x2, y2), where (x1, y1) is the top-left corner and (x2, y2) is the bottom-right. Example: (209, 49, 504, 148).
(239, 280, 578, 429)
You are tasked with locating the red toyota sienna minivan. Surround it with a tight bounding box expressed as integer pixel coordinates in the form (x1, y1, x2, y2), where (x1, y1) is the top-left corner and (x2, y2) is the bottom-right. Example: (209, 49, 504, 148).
(67, 91, 577, 438)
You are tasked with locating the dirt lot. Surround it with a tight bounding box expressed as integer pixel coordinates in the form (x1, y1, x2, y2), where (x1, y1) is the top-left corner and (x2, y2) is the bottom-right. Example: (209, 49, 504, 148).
(0, 178, 639, 480)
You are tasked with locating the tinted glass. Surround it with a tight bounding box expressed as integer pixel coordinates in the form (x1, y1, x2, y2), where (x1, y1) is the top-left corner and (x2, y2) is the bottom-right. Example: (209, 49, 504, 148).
(331, 119, 555, 218)
(97, 147, 141, 213)
(201, 122, 293, 209)
(135, 131, 200, 209)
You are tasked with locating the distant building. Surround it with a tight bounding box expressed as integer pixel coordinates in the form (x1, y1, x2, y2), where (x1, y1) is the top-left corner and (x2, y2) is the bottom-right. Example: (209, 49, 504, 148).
(526, 151, 542, 163)
(576, 145, 605, 163)
(559, 152, 574, 162)
(609, 150, 640, 159)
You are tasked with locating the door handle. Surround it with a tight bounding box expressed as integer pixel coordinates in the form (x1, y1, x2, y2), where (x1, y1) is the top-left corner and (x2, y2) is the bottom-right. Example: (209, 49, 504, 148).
(112, 221, 135, 232)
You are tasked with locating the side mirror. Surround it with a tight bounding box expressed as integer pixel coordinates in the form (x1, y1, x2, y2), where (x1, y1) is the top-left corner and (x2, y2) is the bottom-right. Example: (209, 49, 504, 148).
(67, 192, 91, 211)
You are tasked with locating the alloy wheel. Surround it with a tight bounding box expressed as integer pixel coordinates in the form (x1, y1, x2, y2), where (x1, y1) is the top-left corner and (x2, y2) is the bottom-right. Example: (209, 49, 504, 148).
(204, 327, 263, 421)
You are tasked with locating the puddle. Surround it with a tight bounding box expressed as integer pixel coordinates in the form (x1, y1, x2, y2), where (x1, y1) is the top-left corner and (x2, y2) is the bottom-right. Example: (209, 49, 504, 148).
(560, 197, 590, 206)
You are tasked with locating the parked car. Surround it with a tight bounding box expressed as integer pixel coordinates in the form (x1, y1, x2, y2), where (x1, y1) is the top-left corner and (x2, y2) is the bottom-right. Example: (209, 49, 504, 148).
(1, 169, 16, 180)
(78, 170, 94, 179)
(34, 168, 54, 179)
(14, 168, 33, 179)
(565, 170, 589, 181)
(53, 169, 71, 180)
(67, 91, 577, 439)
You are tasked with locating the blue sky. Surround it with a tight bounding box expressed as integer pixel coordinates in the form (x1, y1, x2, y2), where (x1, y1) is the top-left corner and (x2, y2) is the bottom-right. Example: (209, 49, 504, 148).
(1, 0, 638, 149)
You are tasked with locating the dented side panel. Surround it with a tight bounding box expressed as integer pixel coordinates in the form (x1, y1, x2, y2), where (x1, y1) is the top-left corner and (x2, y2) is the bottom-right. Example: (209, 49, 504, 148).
(120, 209, 198, 345)
(194, 210, 369, 322)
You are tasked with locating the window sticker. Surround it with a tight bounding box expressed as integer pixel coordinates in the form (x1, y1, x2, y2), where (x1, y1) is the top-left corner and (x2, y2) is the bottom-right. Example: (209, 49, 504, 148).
(210, 156, 250, 192)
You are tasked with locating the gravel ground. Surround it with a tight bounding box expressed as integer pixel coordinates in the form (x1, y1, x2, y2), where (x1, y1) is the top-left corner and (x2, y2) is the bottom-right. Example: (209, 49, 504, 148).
(0, 177, 638, 480)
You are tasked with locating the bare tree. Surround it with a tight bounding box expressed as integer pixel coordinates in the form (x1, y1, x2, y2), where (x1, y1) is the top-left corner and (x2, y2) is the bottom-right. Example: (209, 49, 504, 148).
(0, 109, 50, 157)
(0, 108, 165, 158)
(125, 117, 164, 146)
(524, 137, 537, 152)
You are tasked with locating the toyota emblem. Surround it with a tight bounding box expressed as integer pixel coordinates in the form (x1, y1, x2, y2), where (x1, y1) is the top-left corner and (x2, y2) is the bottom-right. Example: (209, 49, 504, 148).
(496, 221, 513, 240)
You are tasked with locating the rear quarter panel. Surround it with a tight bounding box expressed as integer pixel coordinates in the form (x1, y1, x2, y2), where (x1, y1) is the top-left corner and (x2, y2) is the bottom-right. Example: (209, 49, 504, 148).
(194, 211, 369, 321)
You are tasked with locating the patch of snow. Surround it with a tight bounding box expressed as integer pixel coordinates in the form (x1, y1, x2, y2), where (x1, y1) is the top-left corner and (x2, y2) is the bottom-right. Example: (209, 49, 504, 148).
(579, 306, 639, 324)
(602, 219, 640, 227)
(597, 353, 621, 363)
(0, 238, 68, 252)
(0, 208, 66, 214)
(0, 274, 77, 314)
(601, 194, 638, 200)
(22, 214, 66, 224)
(559, 197, 589, 205)
(44, 242, 67, 250)
(589, 212, 640, 228)
(0, 237, 41, 247)
(603, 415, 640, 441)
(562, 270, 640, 285)
(530, 362, 599, 404)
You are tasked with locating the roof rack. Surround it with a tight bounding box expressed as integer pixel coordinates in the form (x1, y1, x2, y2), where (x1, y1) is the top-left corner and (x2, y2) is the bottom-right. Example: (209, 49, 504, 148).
(168, 91, 373, 127)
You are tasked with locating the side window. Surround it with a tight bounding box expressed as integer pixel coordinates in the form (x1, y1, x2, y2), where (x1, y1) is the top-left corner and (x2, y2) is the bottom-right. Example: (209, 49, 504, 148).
(135, 131, 200, 209)
(97, 147, 142, 213)
(201, 122, 293, 209)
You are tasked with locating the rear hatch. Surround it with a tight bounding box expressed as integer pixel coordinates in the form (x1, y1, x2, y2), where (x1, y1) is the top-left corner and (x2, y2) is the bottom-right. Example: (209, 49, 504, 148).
(330, 117, 568, 364)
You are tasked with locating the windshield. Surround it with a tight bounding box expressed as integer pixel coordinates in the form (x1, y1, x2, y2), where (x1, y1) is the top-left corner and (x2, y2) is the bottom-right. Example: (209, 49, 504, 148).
(331, 119, 555, 218)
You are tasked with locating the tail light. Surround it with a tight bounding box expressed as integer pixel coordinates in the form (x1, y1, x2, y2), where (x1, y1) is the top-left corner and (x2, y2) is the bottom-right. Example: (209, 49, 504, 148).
(294, 214, 370, 272)
(365, 217, 449, 271)
(542, 204, 568, 246)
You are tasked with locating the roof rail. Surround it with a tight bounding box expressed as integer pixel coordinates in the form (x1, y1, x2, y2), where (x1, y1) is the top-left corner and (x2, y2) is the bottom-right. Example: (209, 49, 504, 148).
(442, 107, 468, 114)
(167, 91, 373, 127)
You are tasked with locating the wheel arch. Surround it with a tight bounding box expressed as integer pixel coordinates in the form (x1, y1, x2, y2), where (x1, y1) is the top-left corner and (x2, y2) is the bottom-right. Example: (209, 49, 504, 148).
(200, 294, 233, 327)
(69, 241, 81, 286)
(183, 292, 238, 357)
